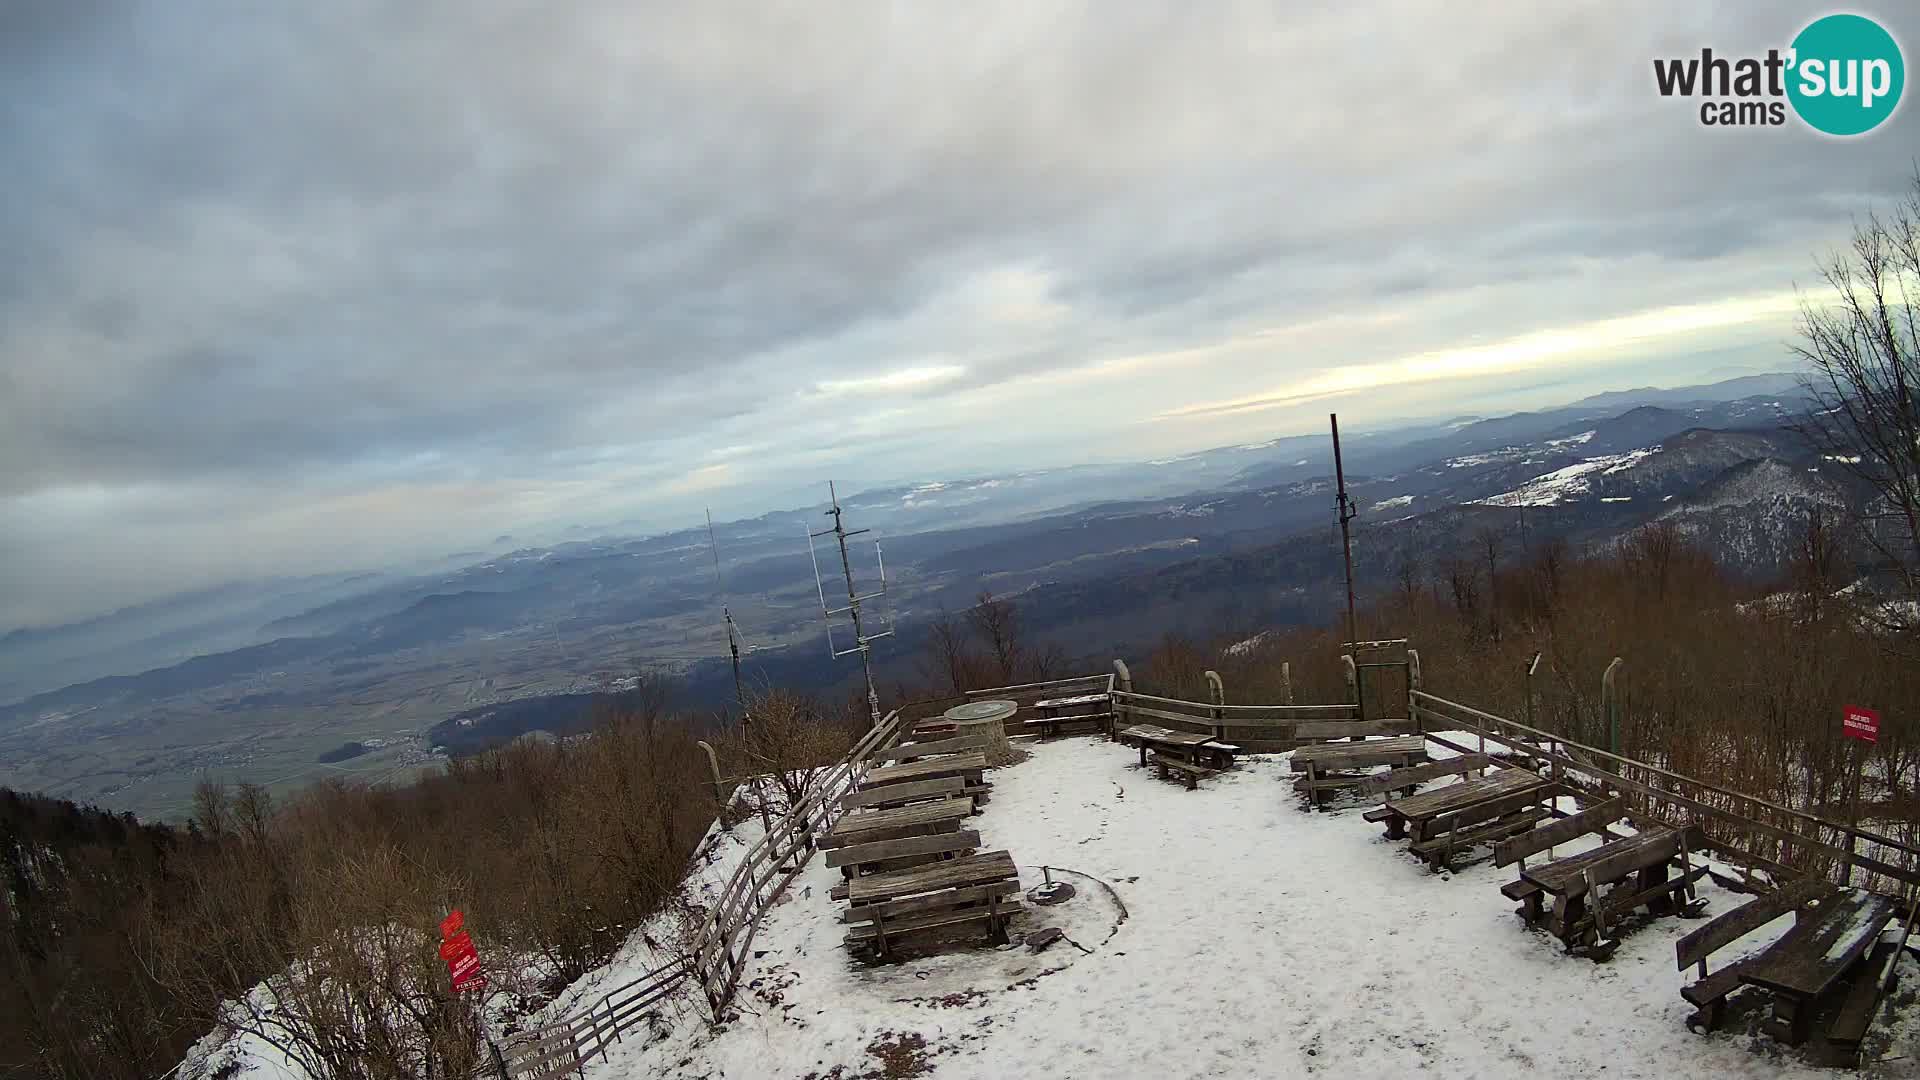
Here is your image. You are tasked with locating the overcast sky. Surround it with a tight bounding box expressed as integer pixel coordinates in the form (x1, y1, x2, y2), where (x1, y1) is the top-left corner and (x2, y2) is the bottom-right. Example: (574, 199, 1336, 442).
(3, 1, 1917, 631)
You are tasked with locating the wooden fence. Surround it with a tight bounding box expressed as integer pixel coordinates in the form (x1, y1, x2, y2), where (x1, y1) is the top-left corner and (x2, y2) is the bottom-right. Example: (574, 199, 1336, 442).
(1410, 690, 1920, 895)
(1111, 691, 1359, 752)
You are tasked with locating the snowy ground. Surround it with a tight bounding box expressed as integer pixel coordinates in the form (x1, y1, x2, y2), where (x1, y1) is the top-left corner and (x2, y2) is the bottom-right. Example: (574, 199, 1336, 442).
(592, 739, 1920, 1080)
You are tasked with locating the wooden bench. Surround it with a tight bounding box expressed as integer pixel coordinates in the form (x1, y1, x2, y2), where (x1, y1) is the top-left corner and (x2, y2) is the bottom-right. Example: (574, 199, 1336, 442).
(820, 797, 973, 850)
(1413, 795, 1559, 868)
(1148, 751, 1210, 790)
(1491, 799, 1624, 922)
(1291, 735, 1428, 809)
(1525, 825, 1701, 955)
(1673, 878, 1834, 1031)
(841, 850, 1022, 957)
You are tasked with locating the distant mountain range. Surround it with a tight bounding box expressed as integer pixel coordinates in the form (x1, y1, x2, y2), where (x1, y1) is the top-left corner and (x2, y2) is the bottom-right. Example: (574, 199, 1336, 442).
(2, 371, 1853, 817)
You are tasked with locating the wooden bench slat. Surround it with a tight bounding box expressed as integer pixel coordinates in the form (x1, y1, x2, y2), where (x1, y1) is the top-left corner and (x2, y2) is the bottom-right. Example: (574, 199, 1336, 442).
(1674, 878, 1833, 971)
(845, 902, 1016, 943)
(1502, 879, 1543, 901)
(846, 850, 1018, 903)
(863, 753, 988, 788)
(1410, 807, 1550, 860)
(1524, 826, 1693, 898)
(841, 879, 1023, 923)
(870, 734, 992, 763)
(839, 776, 965, 811)
(1492, 798, 1624, 868)
(1362, 806, 1396, 823)
(1295, 719, 1421, 742)
(824, 828, 981, 869)
(1358, 754, 1488, 796)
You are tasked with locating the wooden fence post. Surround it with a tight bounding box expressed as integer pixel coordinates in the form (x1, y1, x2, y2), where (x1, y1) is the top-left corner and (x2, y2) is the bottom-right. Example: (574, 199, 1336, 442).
(695, 741, 726, 805)
(1204, 670, 1225, 741)
(1281, 661, 1294, 705)
(1112, 658, 1132, 694)
(1341, 654, 1358, 709)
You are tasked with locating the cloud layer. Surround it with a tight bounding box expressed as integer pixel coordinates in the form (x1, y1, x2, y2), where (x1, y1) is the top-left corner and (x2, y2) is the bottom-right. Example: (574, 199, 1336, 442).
(3, 1, 1917, 627)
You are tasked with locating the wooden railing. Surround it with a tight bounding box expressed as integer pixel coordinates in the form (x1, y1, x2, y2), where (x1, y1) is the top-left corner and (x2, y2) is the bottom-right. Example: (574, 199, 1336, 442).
(1410, 690, 1920, 895)
(1111, 690, 1357, 752)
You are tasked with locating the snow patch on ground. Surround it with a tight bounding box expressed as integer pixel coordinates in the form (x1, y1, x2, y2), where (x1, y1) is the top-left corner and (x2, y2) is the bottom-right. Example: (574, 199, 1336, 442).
(586, 740, 1918, 1079)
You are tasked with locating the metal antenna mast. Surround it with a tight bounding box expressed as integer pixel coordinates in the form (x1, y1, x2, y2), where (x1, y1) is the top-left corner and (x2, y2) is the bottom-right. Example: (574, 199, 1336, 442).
(706, 509, 750, 729)
(806, 481, 893, 727)
(1331, 413, 1359, 652)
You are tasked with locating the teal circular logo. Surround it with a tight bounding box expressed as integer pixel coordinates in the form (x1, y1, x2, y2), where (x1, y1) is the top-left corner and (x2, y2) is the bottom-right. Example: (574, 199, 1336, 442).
(1787, 14, 1904, 135)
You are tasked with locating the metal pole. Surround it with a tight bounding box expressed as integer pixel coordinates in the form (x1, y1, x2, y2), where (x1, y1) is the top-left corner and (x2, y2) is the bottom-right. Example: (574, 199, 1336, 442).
(827, 482, 883, 728)
(1331, 413, 1359, 652)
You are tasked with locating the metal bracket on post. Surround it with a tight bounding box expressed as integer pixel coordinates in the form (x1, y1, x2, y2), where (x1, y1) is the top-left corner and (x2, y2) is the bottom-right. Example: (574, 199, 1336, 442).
(1112, 658, 1132, 694)
(1341, 654, 1358, 709)
(1110, 659, 1132, 740)
(1204, 670, 1224, 706)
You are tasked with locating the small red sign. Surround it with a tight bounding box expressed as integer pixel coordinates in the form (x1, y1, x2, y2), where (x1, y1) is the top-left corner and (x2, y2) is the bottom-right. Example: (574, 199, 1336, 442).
(438, 931, 475, 961)
(448, 950, 481, 981)
(439, 910, 464, 940)
(1843, 704, 1881, 744)
(452, 969, 487, 993)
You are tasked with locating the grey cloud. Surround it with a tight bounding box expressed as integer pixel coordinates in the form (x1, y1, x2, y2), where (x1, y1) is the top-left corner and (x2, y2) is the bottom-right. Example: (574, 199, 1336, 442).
(2, 0, 1917, 626)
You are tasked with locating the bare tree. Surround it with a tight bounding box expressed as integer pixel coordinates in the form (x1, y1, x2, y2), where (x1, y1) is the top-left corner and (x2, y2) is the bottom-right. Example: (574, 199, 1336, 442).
(967, 592, 1025, 685)
(920, 611, 980, 694)
(1794, 171, 1920, 616)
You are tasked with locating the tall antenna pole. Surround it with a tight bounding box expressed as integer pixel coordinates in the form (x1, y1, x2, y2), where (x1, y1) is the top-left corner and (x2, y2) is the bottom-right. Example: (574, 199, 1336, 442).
(809, 481, 891, 727)
(1331, 413, 1359, 652)
(708, 509, 772, 837)
(706, 509, 750, 729)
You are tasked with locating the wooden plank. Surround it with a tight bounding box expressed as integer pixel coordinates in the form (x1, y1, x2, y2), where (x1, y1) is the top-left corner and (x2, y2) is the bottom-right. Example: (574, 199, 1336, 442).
(848, 850, 1019, 903)
(1292, 743, 1426, 774)
(845, 902, 1016, 943)
(1385, 767, 1543, 821)
(840, 879, 1023, 922)
(839, 776, 964, 811)
(863, 753, 989, 788)
(1294, 734, 1426, 766)
(1741, 889, 1898, 999)
(1522, 829, 1683, 897)
(819, 798, 973, 848)
(1411, 807, 1550, 862)
(1492, 799, 1624, 868)
(824, 828, 981, 869)
(1140, 730, 1213, 748)
(870, 734, 991, 763)
(1358, 754, 1487, 796)
(1597, 863, 1709, 923)
(1828, 939, 1901, 1051)
(1295, 718, 1420, 742)
(1674, 878, 1833, 971)
(1149, 752, 1210, 775)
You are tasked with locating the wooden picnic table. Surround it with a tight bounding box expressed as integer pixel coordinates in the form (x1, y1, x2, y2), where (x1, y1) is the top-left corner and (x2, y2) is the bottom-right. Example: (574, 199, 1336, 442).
(841, 850, 1023, 956)
(862, 752, 988, 789)
(1738, 888, 1898, 1045)
(820, 797, 973, 849)
(1378, 767, 1545, 842)
(1131, 728, 1234, 769)
(1520, 827, 1697, 949)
